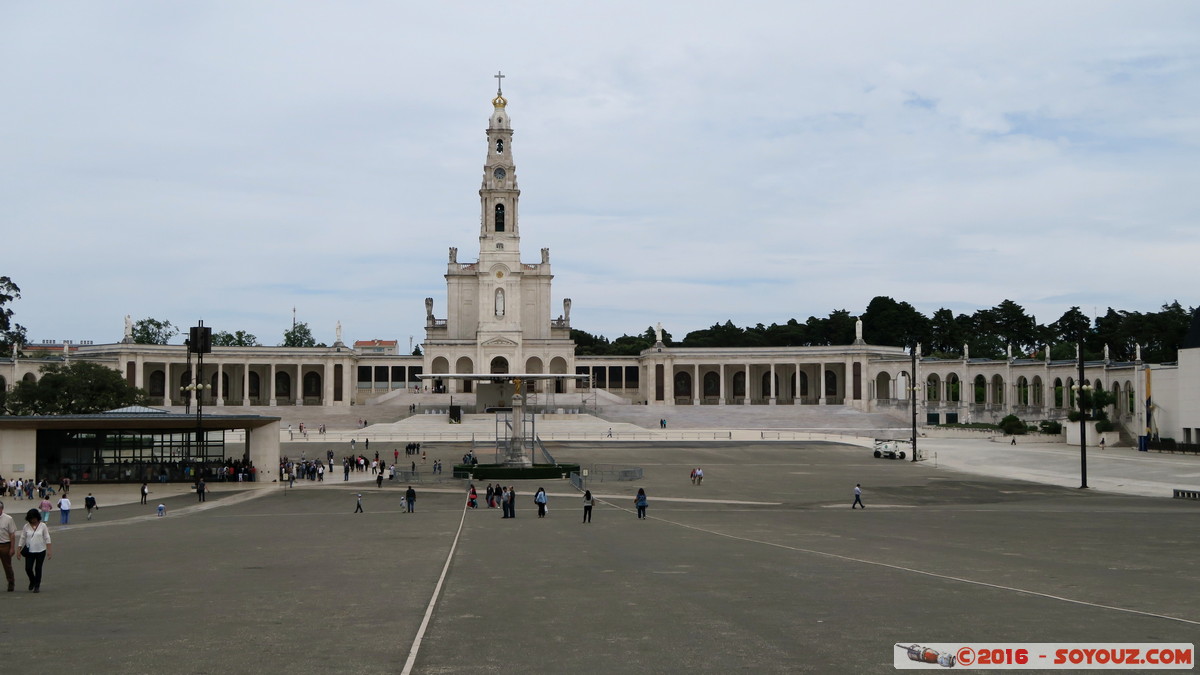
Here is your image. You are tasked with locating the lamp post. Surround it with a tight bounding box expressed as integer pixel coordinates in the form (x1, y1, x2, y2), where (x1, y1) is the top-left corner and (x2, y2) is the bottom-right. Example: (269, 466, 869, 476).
(910, 343, 920, 462)
(184, 322, 213, 466)
(1072, 342, 1090, 489)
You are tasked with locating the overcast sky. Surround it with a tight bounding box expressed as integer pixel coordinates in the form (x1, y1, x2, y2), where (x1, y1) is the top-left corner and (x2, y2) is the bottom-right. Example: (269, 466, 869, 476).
(3, 2, 1198, 349)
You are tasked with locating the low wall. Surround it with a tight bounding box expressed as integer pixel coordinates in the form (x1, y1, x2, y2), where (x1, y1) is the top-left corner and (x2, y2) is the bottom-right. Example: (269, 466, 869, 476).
(1064, 425, 1122, 448)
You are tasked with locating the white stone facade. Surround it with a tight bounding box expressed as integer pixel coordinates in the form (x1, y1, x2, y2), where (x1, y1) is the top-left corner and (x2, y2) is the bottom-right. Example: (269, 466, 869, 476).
(420, 88, 575, 395)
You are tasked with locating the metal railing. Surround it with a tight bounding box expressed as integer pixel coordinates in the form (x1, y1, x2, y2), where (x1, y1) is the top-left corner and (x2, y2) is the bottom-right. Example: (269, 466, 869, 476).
(587, 464, 644, 482)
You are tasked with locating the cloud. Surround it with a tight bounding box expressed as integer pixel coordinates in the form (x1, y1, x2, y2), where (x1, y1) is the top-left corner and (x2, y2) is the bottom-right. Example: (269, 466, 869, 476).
(2, 2, 1198, 347)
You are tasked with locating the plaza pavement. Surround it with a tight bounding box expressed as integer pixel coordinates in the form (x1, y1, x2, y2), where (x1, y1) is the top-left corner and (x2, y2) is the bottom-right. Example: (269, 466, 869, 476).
(2, 436, 1198, 674)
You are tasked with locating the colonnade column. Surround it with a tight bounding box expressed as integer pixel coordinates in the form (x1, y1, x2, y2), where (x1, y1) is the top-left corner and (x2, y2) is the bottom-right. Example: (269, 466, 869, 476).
(242, 360, 250, 407)
(718, 365, 726, 405)
(268, 363, 276, 406)
(818, 364, 827, 405)
(769, 363, 777, 405)
(794, 361, 801, 404)
(744, 363, 751, 405)
(844, 357, 853, 405)
(323, 361, 334, 406)
(215, 359, 224, 406)
(693, 364, 700, 405)
(665, 359, 675, 404)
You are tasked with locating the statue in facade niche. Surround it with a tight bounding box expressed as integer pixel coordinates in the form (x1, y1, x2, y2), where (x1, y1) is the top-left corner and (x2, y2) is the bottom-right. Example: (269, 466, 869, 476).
(495, 288, 505, 317)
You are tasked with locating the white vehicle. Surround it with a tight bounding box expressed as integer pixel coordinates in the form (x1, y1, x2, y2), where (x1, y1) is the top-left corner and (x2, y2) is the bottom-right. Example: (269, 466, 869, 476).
(873, 439, 910, 460)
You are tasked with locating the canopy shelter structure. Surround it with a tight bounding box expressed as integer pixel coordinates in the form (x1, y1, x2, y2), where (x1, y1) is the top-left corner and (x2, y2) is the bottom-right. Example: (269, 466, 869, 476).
(0, 410, 282, 484)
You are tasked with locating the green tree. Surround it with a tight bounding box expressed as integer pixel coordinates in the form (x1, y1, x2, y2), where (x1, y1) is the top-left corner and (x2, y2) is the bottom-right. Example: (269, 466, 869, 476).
(989, 300, 1040, 354)
(682, 320, 745, 348)
(1049, 307, 1092, 347)
(3, 361, 147, 415)
(281, 322, 317, 347)
(0, 276, 28, 354)
(571, 329, 611, 355)
(824, 309, 857, 346)
(212, 330, 260, 347)
(965, 308, 1006, 359)
(860, 296, 930, 349)
(763, 318, 809, 346)
(1140, 301, 1193, 363)
(928, 308, 966, 357)
(412, 345, 423, 356)
(132, 317, 178, 345)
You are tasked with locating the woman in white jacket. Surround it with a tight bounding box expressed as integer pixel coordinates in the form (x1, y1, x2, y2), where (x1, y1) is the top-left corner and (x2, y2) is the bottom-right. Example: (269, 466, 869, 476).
(15, 508, 52, 593)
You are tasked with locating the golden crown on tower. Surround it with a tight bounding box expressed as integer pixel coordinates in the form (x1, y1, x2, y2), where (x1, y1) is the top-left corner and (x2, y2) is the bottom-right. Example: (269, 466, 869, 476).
(492, 93, 508, 108)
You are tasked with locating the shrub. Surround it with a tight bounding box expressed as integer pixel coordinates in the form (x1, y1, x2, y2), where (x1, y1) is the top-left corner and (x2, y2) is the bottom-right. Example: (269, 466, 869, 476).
(1039, 420, 1063, 434)
(999, 414, 1026, 435)
(1094, 419, 1115, 433)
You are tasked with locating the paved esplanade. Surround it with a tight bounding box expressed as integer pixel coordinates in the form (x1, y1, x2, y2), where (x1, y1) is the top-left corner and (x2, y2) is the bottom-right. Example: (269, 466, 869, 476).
(4, 441, 1197, 674)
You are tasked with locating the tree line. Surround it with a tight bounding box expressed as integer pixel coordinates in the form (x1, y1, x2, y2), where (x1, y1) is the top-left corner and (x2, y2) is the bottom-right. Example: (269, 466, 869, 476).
(572, 297, 1196, 363)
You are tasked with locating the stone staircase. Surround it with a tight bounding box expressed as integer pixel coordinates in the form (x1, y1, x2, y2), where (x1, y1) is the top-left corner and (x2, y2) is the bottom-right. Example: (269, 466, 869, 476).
(594, 403, 908, 431)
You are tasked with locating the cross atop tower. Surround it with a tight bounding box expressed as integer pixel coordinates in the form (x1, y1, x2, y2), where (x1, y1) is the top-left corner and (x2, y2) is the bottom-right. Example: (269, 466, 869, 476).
(494, 70, 505, 95)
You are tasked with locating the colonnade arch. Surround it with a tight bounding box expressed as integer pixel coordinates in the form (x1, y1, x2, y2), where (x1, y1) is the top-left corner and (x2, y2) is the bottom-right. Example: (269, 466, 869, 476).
(675, 371, 692, 398)
(149, 370, 165, 397)
(302, 371, 321, 399)
(456, 357, 475, 393)
(549, 357, 568, 393)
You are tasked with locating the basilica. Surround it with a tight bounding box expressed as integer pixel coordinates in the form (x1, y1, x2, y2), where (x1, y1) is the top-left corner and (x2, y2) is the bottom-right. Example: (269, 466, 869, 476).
(4, 85, 1198, 449)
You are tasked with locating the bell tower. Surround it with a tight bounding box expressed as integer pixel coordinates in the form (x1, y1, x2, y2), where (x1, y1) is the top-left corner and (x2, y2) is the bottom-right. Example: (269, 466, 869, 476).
(422, 75, 575, 397)
(480, 71, 520, 250)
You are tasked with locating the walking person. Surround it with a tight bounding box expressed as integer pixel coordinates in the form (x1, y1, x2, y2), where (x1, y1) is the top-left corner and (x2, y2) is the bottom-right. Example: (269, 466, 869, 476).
(634, 488, 648, 519)
(376, 472, 384, 489)
(467, 484, 478, 509)
(354, 494, 364, 513)
(57, 494, 71, 524)
(582, 490, 593, 523)
(196, 478, 207, 503)
(534, 487, 548, 518)
(852, 483, 865, 509)
(38, 496, 52, 524)
(0, 501, 17, 591)
(140, 481, 149, 505)
(405, 486, 416, 513)
(84, 493, 98, 521)
(695, 467, 704, 485)
(15, 509, 52, 592)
